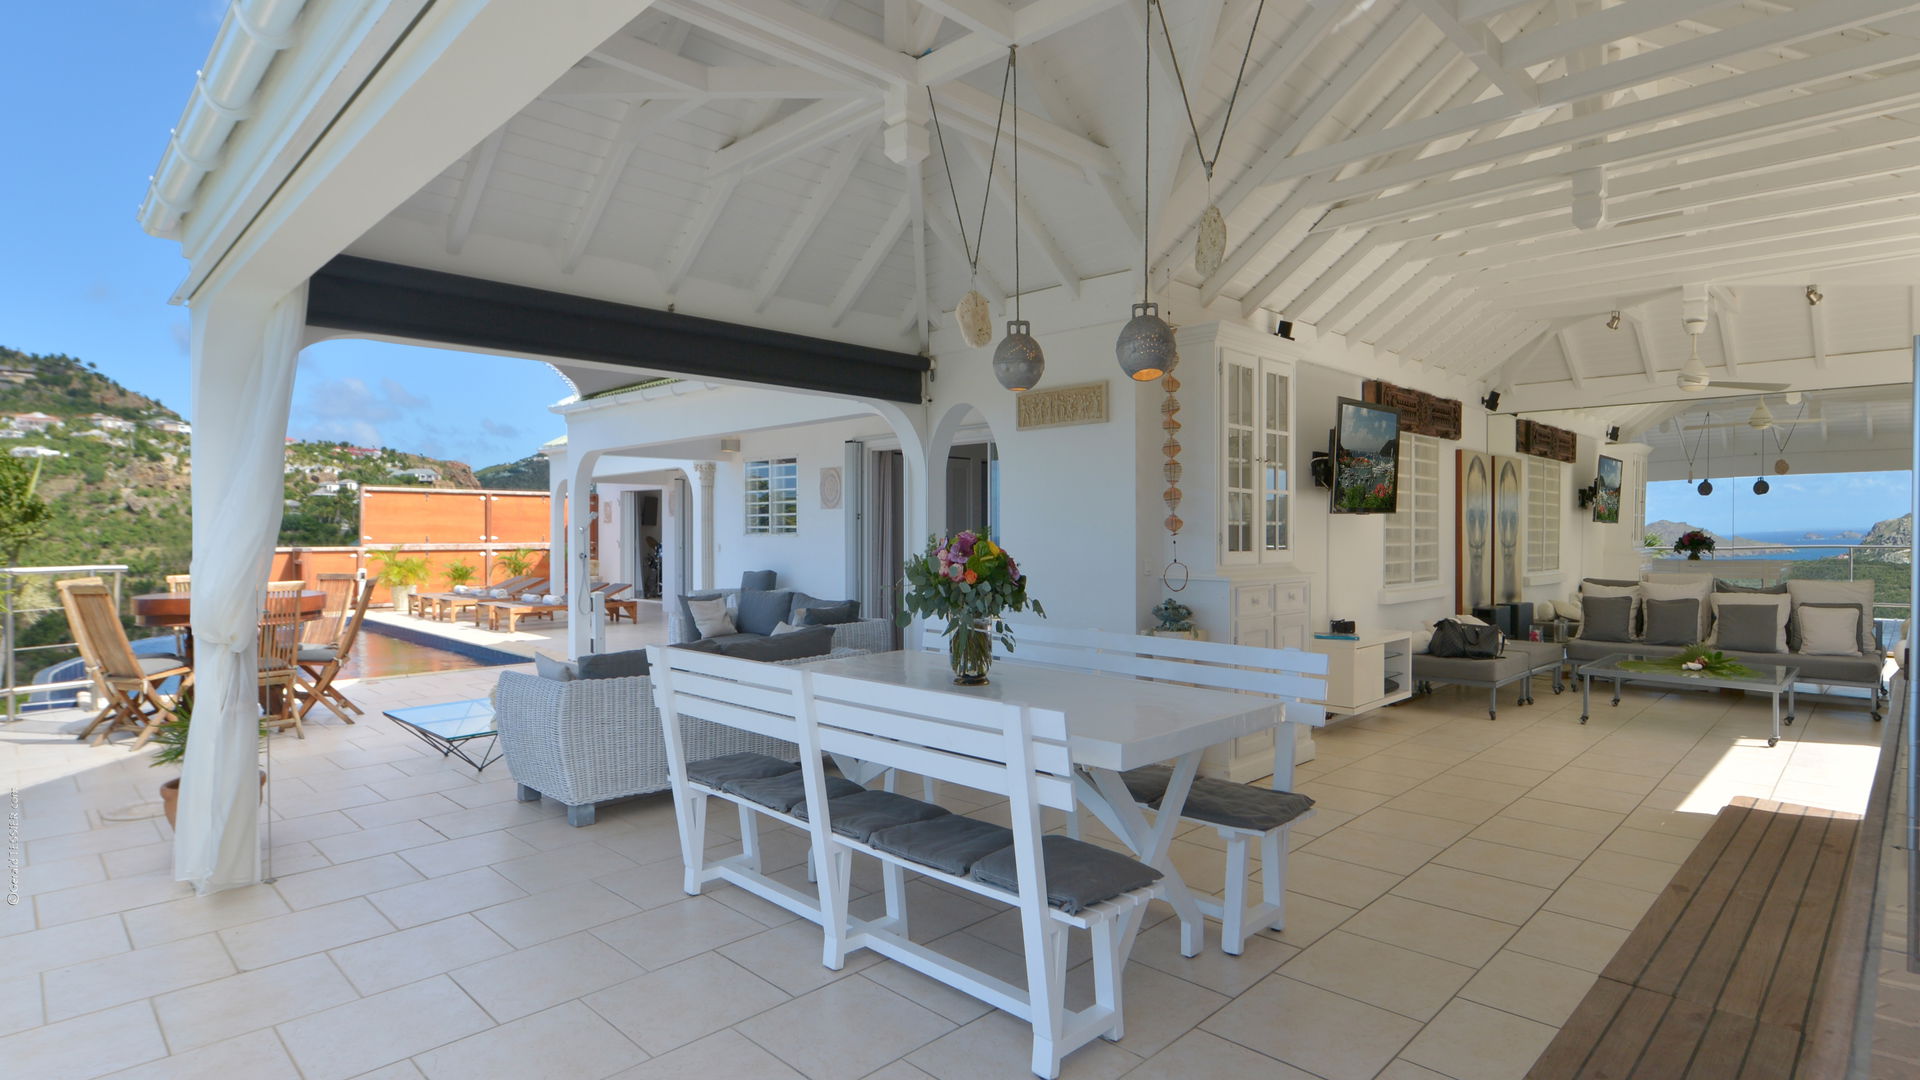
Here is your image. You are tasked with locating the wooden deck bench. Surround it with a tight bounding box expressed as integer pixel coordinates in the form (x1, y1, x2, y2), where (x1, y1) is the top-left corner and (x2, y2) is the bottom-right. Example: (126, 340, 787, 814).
(1527, 796, 1863, 1079)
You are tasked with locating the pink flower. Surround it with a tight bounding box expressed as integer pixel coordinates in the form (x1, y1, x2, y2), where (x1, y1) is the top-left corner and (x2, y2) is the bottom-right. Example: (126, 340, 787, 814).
(948, 565, 964, 581)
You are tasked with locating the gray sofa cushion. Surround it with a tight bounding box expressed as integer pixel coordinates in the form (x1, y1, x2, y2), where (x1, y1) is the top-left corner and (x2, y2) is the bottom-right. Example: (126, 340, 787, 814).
(713, 625, 835, 662)
(970, 835, 1163, 914)
(686, 752, 798, 788)
(870, 816, 1015, 876)
(578, 648, 650, 679)
(1642, 599, 1700, 647)
(1581, 595, 1635, 642)
(723, 772, 863, 814)
(740, 570, 777, 592)
(736, 590, 795, 637)
(792, 593, 860, 626)
(1716, 602, 1785, 653)
(534, 652, 578, 681)
(1175, 779, 1316, 832)
(794, 789, 950, 842)
(673, 638, 723, 654)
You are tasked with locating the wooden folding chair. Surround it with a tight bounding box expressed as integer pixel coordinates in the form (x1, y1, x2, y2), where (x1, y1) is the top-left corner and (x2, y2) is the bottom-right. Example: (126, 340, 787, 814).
(302, 574, 356, 649)
(65, 583, 192, 749)
(56, 577, 121, 741)
(297, 579, 374, 723)
(164, 574, 191, 593)
(258, 584, 306, 738)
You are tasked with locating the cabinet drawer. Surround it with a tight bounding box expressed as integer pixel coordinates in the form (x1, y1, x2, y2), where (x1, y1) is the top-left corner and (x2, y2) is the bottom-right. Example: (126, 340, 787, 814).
(1275, 582, 1308, 614)
(1235, 586, 1273, 618)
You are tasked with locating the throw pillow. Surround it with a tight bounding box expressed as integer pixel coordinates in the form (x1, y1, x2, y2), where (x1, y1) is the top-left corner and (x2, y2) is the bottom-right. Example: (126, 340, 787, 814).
(1715, 579, 1788, 594)
(714, 625, 835, 661)
(1581, 582, 1642, 635)
(1579, 595, 1636, 643)
(533, 651, 577, 682)
(1711, 599, 1789, 653)
(676, 590, 727, 640)
(1583, 577, 1641, 590)
(735, 589, 795, 637)
(1642, 599, 1700, 647)
(791, 593, 860, 626)
(740, 570, 778, 592)
(687, 595, 736, 639)
(1786, 580, 1877, 653)
(770, 621, 805, 635)
(1641, 578, 1713, 642)
(1795, 603, 1865, 656)
(1411, 627, 1434, 654)
(577, 648, 651, 679)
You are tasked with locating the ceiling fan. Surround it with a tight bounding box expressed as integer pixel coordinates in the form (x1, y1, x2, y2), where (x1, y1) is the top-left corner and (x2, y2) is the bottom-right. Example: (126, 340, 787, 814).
(1675, 320, 1788, 394)
(1685, 400, 1775, 431)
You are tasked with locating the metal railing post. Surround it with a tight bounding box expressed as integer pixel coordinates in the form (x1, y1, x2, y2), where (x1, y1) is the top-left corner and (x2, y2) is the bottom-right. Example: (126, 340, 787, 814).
(4, 569, 15, 724)
(1, 564, 133, 722)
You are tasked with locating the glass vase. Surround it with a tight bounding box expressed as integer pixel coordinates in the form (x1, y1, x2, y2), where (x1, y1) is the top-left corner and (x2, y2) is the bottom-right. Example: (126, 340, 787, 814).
(949, 617, 995, 685)
(1686, 550, 1702, 560)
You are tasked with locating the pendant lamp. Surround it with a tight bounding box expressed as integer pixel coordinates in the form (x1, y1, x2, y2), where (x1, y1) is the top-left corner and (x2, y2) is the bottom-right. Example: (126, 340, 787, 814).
(1116, 0, 1170, 382)
(992, 47, 1044, 392)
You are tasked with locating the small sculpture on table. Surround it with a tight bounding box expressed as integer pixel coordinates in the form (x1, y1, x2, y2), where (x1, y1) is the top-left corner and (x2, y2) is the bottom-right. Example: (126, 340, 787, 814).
(1148, 599, 1199, 640)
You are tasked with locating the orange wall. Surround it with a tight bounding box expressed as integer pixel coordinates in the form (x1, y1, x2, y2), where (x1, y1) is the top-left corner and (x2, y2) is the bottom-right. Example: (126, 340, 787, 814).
(359, 488, 553, 546)
(272, 546, 555, 606)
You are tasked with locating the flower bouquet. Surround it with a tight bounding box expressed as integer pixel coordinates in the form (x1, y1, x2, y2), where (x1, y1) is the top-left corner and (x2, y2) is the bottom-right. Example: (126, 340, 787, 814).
(1673, 529, 1715, 560)
(896, 530, 1044, 684)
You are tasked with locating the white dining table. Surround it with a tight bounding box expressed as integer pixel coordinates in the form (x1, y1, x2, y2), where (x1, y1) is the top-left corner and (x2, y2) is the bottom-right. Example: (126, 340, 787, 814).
(800, 649, 1291, 957)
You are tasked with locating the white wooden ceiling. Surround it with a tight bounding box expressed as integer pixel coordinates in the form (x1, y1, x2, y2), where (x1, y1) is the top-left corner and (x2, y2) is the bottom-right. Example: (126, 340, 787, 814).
(347, 0, 1920, 399)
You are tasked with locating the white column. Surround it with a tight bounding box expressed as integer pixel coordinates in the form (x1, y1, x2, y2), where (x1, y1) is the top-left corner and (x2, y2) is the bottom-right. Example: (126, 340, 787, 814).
(693, 461, 717, 590)
(176, 283, 306, 895)
(566, 453, 599, 659)
(546, 456, 567, 592)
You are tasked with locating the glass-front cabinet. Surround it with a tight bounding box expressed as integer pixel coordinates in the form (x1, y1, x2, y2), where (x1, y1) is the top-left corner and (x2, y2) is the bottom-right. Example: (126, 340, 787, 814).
(1220, 345, 1293, 567)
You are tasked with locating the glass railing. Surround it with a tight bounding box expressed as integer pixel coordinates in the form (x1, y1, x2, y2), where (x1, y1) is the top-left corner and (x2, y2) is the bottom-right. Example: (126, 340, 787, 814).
(2, 564, 129, 721)
(1640, 542, 1911, 637)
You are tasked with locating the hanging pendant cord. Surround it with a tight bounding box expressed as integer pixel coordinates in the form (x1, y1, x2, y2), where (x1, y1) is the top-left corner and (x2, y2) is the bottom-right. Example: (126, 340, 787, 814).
(1773, 400, 1808, 454)
(927, 57, 1012, 280)
(1011, 45, 1021, 322)
(1143, 0, 1150, 306)
(1152, 0, 1268, 182)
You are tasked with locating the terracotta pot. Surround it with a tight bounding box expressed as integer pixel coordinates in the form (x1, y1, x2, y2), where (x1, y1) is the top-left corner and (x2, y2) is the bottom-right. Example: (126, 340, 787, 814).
(160, 772, 267, 828)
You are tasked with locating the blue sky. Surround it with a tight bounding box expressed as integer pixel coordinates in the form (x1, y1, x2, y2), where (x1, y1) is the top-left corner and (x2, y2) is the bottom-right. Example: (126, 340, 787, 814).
(0, 2, 569, 468)
(1648, 471, 1912, 536)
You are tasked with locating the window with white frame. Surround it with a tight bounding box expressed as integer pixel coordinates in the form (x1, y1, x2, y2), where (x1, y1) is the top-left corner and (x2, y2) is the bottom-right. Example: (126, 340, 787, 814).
(1383, 433, 1441, 587)
(745, 458, 798, 534)
(1526, 456, 1562, 575)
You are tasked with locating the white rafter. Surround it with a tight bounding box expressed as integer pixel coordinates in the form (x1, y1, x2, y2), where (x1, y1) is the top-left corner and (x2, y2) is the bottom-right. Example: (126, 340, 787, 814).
(830, 195, 915, 325)
(707, 98, 880, 177)
(664, 172, 744, 294)
(446, 127, 505, 256)
(962, 135, 1081, 299)
(560, 100, 700, 273)
(752, 128, 876, 310)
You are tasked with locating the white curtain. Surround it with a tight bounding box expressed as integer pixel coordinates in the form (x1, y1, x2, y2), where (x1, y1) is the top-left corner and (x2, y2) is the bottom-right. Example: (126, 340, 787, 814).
(174, 284, 306, 894)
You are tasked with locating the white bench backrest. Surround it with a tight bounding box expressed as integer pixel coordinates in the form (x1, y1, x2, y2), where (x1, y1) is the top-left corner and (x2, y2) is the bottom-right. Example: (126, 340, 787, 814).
(917, 621, 1330, 727)
(648, 645, 809, 768)
(807, 671, 1076, 813)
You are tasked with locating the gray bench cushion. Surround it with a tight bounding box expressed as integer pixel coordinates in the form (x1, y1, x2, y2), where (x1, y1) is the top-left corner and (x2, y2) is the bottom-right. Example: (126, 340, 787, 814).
(1176, 779, 1315, 832)
(794, 789, 950, 842)
(869, 816, 1016, 876)
(1120, 765, 1174, 805)
(970, 835, 1163, 914)
(723, 772, 862, 814)
(686, 752, 798, 788)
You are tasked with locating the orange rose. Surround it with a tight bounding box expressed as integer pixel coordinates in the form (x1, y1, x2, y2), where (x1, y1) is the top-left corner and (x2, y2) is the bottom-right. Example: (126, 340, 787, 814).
(964, 570, 979, 584)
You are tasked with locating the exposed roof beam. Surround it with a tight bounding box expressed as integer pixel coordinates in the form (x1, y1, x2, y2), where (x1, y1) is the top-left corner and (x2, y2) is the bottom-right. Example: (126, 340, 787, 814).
(657, 0, 910, 88)
(707, 99, 879, 177)
(1502, 0, 1743, 71)
(932, 81, 1119, 177)
(910, 155, 929, 350)
(963, 136, 1081, 298)
(590, 33, 711, 90)
(664, 172, 744, 293)
(1017, 64, 1140, 246)
(446, 127, 505, 256)
(1409, 0, 1537, 104)
(829, 195, 914, 325)
(1715, 307, 1745, 379)
(1491, 317, 1583, 390)
(562, 101, 702, 273)
(914, 0, 1014, 43)
(1261, 7, 1920, 205)
(753, 128, 876, 310)
(925, 205, 1006, 302)
(916, 0, 1133, 86)
(1504, 349, 1916, 414)
(547, 64, 865, 100)
(1625, 308, 1661, 386)
(1556, 330, 1586, 392)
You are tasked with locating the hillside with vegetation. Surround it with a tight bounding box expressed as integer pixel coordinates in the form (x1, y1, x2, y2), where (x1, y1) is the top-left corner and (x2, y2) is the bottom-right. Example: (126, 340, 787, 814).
(276, 441, 482, 545)
(474, 453, 549, 491)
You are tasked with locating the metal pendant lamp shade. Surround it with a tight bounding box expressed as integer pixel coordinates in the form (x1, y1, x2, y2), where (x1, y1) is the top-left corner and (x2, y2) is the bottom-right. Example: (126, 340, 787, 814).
(993, 320, 1045, 391)
(1116, 302, 1173, 382)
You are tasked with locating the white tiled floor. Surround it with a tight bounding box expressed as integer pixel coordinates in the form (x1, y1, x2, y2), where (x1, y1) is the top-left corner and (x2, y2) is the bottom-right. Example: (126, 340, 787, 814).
(362, 599, 670, 661)
(0, 665, 1894, 1079)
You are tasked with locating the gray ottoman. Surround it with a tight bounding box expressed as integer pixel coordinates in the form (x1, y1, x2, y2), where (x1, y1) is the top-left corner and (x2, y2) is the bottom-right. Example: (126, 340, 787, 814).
(1412, 639, 1565, 720)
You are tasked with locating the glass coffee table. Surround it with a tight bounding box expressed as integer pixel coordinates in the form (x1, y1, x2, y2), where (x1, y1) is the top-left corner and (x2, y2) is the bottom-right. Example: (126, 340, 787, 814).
(1577, 653, 1796, 746)
(384, 698, 501, 771)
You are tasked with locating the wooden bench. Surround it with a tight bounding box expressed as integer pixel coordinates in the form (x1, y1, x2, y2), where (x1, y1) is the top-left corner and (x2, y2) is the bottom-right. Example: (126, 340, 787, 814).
(1527, 796, 1863, 1079)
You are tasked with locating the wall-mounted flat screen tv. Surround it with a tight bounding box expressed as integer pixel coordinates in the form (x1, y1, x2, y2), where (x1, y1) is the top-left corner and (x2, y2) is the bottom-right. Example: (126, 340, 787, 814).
(1331, 397, 1400, 514)
(1594, 455, 1623, 524)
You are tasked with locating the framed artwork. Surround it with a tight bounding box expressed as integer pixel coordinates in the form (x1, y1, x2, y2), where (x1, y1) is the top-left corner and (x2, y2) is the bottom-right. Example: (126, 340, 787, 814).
(1330, 398, 1400, 514)
(1457, 449, 1493, 611)
(1494, 455, 1525, 603)
(1594, 455, 1623, 524)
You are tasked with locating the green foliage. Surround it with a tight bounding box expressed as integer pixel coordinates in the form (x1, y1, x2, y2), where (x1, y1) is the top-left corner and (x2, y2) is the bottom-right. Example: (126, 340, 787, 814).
(497, 547, 538, 577)
(372, 548, 431, 587)
(0, 456, 52, 565)
(474, 455, 549, 491)
(443, 561, 477, 586)
(895, 531, 1044, 654)
(147, 697, 267, 770)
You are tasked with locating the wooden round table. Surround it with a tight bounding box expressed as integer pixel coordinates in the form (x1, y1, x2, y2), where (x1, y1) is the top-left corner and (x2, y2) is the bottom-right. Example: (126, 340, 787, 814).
(131, 590, 327, 628)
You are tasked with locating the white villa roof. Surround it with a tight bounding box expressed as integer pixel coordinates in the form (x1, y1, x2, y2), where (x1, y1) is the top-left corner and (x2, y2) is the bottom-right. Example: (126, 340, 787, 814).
(143, 1, 1920, 422)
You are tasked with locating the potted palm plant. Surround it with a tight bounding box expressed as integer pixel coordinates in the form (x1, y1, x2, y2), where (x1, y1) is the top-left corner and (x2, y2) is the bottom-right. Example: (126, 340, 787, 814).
(443, 560, 477, 589)
(373, 547, 431, 610)
(496, 546, 538, 579)
(150, 698, 269, 827)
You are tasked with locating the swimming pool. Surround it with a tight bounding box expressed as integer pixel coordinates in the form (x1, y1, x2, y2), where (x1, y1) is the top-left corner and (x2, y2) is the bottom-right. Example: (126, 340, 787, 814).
(27, 625, 522, 710)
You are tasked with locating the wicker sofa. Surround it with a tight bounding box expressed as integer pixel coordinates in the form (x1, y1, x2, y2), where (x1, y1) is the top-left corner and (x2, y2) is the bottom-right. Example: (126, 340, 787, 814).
(494, 647, 865, 826)
(671, 587, 892, 654)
